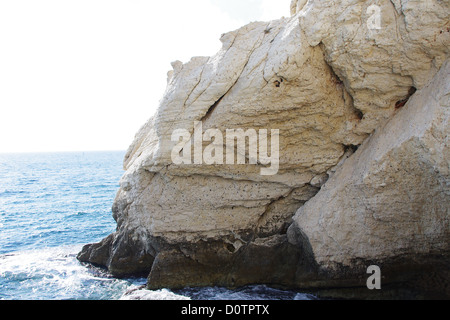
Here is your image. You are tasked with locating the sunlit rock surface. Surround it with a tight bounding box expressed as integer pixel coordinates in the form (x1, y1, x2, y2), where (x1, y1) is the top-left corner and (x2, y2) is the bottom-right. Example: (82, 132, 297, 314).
(78, 0, 449, 299)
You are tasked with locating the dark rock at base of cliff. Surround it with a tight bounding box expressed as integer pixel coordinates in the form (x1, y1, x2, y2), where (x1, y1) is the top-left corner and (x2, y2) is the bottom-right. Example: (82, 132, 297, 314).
(77, 230, 156, 278)
(77, 229, 450, 299)
(147, 235, 307, 290)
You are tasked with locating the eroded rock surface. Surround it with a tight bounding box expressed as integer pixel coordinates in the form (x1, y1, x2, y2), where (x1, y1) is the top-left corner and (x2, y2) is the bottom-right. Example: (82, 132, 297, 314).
(78, 0, 449, 298)
(288, 60, 450, 299)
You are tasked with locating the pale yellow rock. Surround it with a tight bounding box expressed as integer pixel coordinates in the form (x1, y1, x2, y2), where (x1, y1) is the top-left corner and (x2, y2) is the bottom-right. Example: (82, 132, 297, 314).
(289, 60, 450, 268)
(298, 0, 449, 135)
(79, 0, 450, 294)
(116, 16, 366, 245)
(116, 0, 448, 246)
(290, 0, 308, 15)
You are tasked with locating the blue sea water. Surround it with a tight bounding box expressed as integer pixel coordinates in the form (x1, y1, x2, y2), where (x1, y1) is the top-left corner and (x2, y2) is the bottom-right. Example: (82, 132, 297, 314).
(0, 151, 315, 300)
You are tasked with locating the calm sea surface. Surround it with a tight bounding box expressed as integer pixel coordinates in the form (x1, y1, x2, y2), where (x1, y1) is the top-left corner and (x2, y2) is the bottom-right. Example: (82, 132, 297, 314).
(0, 151, 315, 300)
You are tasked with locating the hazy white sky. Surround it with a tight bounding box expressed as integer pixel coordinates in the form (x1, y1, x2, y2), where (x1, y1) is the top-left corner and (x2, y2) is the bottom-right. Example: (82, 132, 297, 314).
(0, 0, 291, 153)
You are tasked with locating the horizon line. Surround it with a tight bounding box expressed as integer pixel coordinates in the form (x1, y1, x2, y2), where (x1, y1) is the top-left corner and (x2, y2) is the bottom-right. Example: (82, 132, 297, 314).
(0, 149, 127, 155)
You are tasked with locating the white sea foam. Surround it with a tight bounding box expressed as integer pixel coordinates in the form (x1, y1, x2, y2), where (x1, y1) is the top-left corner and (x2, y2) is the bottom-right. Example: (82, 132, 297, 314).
(0, 246, 147, 300)
(120, 288, 191, 300)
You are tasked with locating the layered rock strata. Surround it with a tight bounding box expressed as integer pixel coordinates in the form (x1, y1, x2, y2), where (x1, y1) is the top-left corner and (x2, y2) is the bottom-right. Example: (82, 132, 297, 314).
(78, 0, 449, 298)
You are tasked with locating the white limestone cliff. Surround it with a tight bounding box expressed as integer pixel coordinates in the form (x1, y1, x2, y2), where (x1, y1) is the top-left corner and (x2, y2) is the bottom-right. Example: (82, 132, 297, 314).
(288, 60, 449, 297)
(78, 0, 449, 298)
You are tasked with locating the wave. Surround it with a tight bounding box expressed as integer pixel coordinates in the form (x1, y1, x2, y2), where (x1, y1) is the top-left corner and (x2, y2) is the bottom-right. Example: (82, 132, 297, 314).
(173, 285, 316, 301)
(0, 246, 147, 300)
(120, 287, 191, 301)
(0, 190, 27, 196)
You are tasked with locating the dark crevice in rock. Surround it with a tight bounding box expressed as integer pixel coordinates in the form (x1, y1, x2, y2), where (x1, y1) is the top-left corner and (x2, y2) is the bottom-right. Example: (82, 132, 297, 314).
(395, 86, 417, 109)
(255, 191, 293, 233)
(318, 42, 365, 122)
(355, 109, 364, 121)
(199, 93, 226, 124)
(344, 144, 359, 154)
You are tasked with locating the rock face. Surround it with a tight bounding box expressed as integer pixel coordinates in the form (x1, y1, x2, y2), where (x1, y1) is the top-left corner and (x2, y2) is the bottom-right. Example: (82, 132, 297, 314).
(78, 0, 449, 298)
(288, 60, 450, 298)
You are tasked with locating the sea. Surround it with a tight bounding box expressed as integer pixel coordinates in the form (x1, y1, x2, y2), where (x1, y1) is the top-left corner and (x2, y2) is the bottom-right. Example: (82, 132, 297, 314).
(0, 151, 316, 300)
